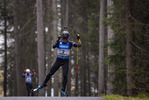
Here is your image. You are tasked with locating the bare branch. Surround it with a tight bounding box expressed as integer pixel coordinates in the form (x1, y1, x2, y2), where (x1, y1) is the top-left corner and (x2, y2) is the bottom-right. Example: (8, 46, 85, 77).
(131, 41, 148, 52)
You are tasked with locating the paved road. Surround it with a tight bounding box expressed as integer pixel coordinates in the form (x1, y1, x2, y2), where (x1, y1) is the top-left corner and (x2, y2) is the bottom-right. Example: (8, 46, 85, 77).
(0, 97, 106, 100)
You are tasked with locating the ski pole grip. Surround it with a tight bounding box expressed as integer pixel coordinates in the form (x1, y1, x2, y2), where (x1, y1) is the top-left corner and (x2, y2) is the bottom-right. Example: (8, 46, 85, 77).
(77, 34, 80, 40)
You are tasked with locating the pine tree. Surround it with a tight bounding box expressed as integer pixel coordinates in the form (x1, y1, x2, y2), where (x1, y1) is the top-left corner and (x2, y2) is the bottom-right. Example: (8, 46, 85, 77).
(125, 0, 134, 96)
(36, 0, 45, 96)
(107, 0, 115, 95)
(98, 0, 106, 96)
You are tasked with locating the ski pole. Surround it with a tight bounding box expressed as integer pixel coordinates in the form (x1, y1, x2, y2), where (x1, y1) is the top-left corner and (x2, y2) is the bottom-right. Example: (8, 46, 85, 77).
(76, 38, 79, 75)
(76, 34, 80, 96)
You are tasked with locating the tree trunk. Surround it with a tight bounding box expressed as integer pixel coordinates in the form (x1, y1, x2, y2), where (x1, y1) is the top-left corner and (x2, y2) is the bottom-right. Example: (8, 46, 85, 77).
(107, 0, 114, 95)
(98, 0, 106, 96)
(81, 11, 88, 96)
(51, 0, 59, 96)
(36, 0, 45, 96)
(87, 50, 91, 96)
(12, 2, 17, 96)
(82, 43, 87, 96)
(46, 0, 52, 96)
(125, 0, 133, 96)
(3, 0, 7, 96)
(62, 0, 69, 27)
(13, 0, 21, 96)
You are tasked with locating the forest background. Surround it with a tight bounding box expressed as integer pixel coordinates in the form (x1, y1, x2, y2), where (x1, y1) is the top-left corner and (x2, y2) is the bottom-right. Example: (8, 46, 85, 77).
(0, 0, 149, 98)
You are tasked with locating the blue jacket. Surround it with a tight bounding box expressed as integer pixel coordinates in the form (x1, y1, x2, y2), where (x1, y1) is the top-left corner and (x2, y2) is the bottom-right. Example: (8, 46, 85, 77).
(53, 40, 80, 60)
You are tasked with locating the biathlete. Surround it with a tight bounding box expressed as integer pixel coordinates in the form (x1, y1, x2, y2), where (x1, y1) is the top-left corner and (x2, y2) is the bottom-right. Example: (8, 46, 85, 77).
(38, 30, 81, 95)
(22, 68, 36, 96)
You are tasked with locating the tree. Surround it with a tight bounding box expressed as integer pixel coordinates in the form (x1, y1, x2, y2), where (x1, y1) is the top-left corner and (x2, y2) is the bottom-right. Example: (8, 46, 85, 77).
(98, 0, 106, 96)
(45, 0, 52, 96)
(36, 0, 45, 96)
(13, 0, 22, 96)
(51, 0, 59, 96)
(3, 0, 7, 96)
(125, 0, 134, 96)
(107, 0, 115, 95)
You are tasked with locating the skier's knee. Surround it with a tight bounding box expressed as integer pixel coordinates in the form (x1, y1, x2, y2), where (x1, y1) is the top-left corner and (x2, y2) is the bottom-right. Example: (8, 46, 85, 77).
(47, 72, 53, 77)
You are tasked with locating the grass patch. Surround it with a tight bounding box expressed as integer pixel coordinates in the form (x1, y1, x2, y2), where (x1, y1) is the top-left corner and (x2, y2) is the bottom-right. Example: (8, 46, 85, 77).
(103, 94, 149, 100)
(0, 70, 3, 97)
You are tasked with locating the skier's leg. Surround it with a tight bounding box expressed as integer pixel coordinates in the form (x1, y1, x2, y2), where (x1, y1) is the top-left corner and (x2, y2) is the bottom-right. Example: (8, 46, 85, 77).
(27, 83, 33, 96)
(26, 83, 30, 96)
(42, 59, 62, 87)
(62, 60, 69, 91)
(30, 84, 33, 96)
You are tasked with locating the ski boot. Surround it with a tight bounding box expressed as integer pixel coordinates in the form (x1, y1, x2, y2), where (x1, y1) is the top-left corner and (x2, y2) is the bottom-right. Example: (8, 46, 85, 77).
(32, 83, 47, 92)
(61, 90, 68, 96)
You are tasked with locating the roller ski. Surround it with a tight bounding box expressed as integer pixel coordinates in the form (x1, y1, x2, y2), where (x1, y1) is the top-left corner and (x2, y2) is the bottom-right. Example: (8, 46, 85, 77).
(31, 86, 41, 92)
(61, 91, 68, 96)
(31, 83, 47, 92)
(61, 88, 68, 96)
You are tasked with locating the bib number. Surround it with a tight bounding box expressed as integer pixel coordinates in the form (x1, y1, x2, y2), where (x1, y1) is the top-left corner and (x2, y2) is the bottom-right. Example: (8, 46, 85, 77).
(26, 77, 31, 83)
(57, 49, 70, 56)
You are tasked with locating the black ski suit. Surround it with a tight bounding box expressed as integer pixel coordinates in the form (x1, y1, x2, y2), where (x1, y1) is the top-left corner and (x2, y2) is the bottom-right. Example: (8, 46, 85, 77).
(43, 40, 80, 91)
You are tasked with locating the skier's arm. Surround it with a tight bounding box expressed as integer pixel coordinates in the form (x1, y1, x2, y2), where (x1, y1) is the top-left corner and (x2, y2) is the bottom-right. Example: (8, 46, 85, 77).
(32, 69, 36, 77)
(22, 74, 25, 78)
(52, 41, 59, 48)
(69, 39, 81, 48)
(52, 35, 61, 48)
(22, 70, 26, 78)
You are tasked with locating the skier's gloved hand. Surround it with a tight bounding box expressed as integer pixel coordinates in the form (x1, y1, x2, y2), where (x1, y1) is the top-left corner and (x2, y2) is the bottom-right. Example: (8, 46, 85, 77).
(57, 35, 61, 41)
(77, 34, 80, 39)
(33, 69, 35, 72)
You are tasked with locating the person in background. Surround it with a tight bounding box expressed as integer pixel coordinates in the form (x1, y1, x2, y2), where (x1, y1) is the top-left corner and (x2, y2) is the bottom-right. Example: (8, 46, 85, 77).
(22, 68, 36, 96)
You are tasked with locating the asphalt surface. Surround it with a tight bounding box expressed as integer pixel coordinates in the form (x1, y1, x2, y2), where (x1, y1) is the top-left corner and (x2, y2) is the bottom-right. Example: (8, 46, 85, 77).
(0, 97, 106, 100)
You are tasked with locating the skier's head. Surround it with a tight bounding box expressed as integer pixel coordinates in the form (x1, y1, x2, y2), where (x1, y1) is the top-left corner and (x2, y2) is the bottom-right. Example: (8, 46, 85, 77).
(26, 69, 30, 73)
(61, 31, 69, 43)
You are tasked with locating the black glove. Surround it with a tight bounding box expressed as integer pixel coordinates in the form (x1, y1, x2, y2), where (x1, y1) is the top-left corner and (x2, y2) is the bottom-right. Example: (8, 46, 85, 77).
(77, 34, 80, 39)
(57, 35, 61, 41)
